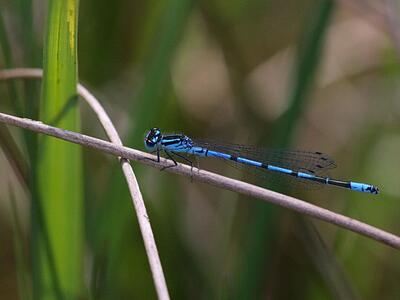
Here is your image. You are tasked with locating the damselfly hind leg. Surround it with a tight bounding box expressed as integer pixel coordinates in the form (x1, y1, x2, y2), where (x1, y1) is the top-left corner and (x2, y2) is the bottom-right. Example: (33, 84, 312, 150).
(171, 151, 194, 171)
(171, 151, 195, 182)
(160, 151, 195, 181)
(194, 156, 200, 173)
(160, 150, 178, 171)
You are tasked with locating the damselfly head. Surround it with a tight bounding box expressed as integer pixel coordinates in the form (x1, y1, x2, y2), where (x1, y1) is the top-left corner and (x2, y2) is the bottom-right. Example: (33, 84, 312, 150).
(144, 127, 162, 150)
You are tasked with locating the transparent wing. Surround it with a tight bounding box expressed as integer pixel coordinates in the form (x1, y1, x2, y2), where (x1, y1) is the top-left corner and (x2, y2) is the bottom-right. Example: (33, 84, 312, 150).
(192, 139, 337, 190)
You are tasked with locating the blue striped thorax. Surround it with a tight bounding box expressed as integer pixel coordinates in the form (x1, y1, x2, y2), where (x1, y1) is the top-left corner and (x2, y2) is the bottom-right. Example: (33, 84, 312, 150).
(145, 127, 162, 151)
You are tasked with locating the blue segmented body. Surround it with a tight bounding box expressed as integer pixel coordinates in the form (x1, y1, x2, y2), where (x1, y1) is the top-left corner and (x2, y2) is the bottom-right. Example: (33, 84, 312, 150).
(144, 128, 379, 195)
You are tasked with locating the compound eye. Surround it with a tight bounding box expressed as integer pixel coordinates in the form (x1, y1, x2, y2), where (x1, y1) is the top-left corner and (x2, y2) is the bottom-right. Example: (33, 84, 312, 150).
(144, 128, 163, 151)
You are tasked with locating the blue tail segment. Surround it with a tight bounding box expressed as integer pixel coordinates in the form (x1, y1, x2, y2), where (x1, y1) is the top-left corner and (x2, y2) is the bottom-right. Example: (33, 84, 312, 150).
(144, 128, 379, 195)
(350, 182, 379, 194)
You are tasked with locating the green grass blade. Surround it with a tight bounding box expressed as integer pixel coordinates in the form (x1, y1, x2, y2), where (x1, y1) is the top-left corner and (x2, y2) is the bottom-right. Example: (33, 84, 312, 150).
(272, 0, 335, 146)
(14, 0, 40, 66)
(9, 187, 32, 300)
(33, 0, 83, 299)
(0, 11, 23, 115)
(234, 1, 335, 299)
(0, 10, 28, 188)
(128, 0, 193, 146)
(89, 0, 193, 297)
(13, 0, 41, 160)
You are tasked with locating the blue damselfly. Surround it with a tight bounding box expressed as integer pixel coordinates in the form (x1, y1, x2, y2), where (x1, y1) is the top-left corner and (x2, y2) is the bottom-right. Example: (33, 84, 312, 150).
(144, 128, 379, 194)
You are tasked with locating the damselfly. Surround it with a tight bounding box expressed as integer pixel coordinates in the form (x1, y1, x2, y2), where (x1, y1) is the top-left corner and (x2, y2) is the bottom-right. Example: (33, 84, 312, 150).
(144, 128, 379, 194)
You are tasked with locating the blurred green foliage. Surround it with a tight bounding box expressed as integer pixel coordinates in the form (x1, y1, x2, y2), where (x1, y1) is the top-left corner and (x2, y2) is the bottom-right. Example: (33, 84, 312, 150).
(1, 0, 400, 299)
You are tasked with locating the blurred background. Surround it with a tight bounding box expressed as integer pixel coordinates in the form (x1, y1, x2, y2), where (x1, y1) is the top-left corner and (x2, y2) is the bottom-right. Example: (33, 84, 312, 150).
(0, 0, 400, 299)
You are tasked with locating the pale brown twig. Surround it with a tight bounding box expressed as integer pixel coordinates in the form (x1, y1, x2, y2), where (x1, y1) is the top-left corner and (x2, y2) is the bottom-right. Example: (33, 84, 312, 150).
(0, 111, 399, 250)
